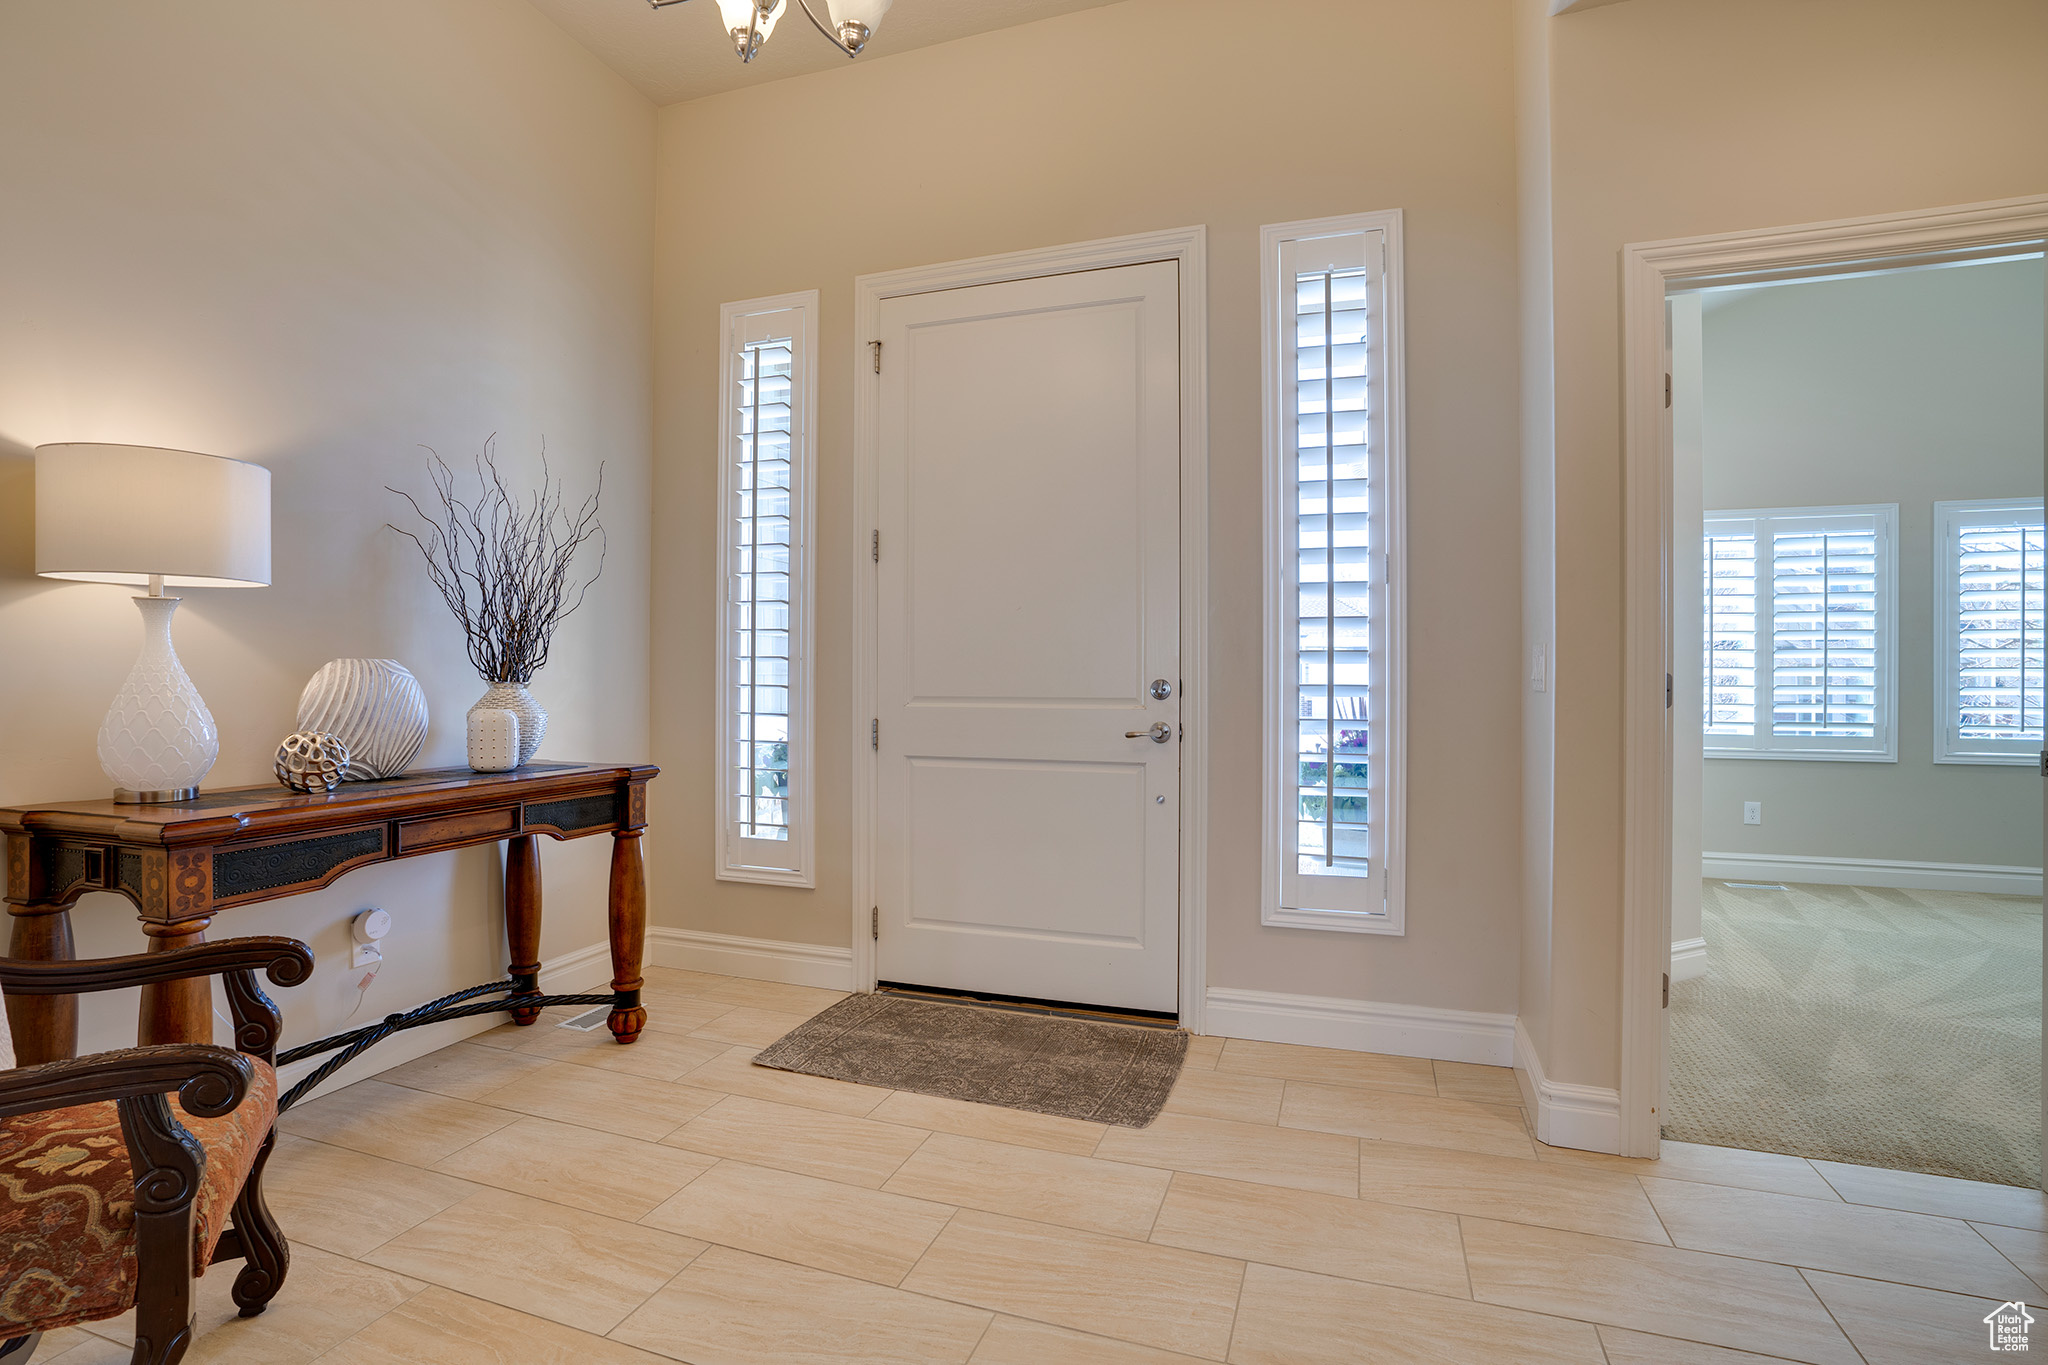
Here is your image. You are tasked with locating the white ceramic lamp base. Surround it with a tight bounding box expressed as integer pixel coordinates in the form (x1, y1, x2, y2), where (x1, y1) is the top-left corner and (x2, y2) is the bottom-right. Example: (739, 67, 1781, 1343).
(98, 594, 219, 802)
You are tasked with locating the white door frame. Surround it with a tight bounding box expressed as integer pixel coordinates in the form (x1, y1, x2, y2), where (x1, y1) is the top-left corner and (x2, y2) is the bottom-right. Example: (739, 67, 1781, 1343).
(850, 226, 1212, 1031)
(1618, 193, 2048, 1158)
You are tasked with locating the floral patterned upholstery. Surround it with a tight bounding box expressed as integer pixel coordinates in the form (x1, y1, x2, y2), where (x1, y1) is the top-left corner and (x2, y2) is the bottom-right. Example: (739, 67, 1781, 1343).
(0, 1061, 276, 1335)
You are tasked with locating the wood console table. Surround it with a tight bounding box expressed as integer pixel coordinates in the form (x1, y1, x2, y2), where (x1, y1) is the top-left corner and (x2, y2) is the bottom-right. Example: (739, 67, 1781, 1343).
(0, 761, 656, 1067)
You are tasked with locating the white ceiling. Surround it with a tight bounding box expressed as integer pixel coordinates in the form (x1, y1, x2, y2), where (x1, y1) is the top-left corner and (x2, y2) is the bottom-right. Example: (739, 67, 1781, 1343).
(528, 0, 1131, 106)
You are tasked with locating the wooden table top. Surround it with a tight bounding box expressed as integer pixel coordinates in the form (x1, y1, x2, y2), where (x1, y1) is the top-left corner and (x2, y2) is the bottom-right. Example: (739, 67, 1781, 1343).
(0, 762, 657, 847)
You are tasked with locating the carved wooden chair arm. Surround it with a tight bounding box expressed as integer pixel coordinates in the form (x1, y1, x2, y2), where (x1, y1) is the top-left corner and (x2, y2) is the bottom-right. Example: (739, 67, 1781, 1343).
(0, 1044, 253, 1123)
(0, 937, 313, 996)
(0, 937, 313, 1065)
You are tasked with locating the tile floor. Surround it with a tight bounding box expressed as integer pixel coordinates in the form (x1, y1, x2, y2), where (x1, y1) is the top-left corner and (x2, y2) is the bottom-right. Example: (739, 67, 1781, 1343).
(29, 965, 2048, 1364)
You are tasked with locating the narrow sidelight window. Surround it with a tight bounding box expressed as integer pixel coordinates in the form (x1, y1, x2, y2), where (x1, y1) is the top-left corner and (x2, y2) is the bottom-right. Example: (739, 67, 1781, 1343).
(1936, 497, 2045, 764)
(1261, 212, 1406, 933)
(716, 293, 817, 884)
(1702, 504, 1898, 762)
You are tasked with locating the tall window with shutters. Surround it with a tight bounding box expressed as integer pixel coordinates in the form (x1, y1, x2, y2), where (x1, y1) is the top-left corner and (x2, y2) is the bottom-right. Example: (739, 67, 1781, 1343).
(1701, 504, 1898, 762)
(715, 292, 817, 885)
(1936, 497, 2045, 765)
(1261, 212, 1406, 933)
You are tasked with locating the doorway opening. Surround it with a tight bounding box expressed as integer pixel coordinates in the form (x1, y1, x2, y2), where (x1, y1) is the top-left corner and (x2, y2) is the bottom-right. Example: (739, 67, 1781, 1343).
(1617, 195, 2048, 1168)
(1668, 252, 2044, 1186)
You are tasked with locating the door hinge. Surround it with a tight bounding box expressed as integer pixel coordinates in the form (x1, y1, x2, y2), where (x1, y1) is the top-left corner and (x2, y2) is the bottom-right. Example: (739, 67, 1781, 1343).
(1664, 373, 1671, 408)
(1665, 673, 1673, 709)
(872, 906, 879, 940)
(872, 529, 879, 563)
(2039, 750, 2046, 777)
(1662, 972, 1670, 1008)
(871, 719, 878, 751)
(870, 340, 882, 374)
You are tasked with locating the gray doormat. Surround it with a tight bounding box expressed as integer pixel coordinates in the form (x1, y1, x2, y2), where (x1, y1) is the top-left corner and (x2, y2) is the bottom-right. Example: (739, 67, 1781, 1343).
(752, 992, 1188, 1128)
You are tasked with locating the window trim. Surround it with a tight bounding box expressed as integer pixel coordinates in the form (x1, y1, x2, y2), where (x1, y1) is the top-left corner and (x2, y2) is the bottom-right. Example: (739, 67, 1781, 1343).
(713, 290, 818, 887)
(1934, 496, 2046, 766)
(1259, 210, 1406, 935)
(1702, 502, 1900, 764)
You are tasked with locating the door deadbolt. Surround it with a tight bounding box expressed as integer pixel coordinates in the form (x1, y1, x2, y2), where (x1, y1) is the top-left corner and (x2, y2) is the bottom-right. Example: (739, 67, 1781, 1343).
(1150, 678, 1173, 700)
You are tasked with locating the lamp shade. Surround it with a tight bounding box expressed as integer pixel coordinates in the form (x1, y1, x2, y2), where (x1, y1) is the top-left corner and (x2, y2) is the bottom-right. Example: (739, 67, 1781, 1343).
(825, 0, 891, 30)
(35, 443, 271, 588)
(714, 0, 783, 45)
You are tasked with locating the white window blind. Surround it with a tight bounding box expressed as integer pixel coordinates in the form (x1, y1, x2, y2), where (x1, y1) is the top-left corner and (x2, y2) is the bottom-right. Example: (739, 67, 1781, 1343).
(715, 293, 817, 885)
(1703, 529, 1758, 737)
(1701, 505, 1897, 762)
(1937, 498, 2045, 765)
(1262, 212, 1405, 933)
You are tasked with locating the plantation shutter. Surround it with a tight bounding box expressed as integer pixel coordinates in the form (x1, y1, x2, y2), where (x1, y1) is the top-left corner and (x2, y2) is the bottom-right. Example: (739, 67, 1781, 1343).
(716, 294, 815, 885)
(1769, 516, 1882, 742)
(1267, 218, 1402, 927)
(1702, 505, 1896, 761)
(733, 337, 795, 843)
(1703, 522, 1758, 738)
(1938, 498, 2046, 763)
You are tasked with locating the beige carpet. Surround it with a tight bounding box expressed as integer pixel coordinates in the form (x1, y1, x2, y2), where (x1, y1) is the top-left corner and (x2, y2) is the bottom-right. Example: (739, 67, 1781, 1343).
(753, 992, 1188, 1127)
(1668, 879, 2042, 1187)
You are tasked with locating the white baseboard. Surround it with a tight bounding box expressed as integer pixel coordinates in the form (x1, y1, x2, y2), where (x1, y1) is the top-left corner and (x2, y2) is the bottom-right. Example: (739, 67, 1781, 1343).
(1203, 987, 1514, 1066)
(1704, 852, 2042, 897)
(1513, 1019, 1623, 1154)
(278, 938, 617, 1107)
(1669, 936, 1708, 984)
(648, 927, 856, 991)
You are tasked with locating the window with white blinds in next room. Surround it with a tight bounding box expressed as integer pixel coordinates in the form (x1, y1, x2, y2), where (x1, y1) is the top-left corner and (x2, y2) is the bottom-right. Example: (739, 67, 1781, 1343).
(1937, 497, 2046, 765)
(715, 292, 817, 885)
(1262, 211, 1406, 933)
(1703, 504, 1898, 762)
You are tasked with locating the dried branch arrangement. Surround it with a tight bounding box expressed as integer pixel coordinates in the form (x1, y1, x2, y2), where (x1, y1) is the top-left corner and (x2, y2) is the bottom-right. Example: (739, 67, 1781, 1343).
(387, 439, 606, 685)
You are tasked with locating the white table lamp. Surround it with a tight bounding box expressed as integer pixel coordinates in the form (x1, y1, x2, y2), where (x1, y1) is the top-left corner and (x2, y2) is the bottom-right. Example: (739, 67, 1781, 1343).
(35, 444, 271, 802)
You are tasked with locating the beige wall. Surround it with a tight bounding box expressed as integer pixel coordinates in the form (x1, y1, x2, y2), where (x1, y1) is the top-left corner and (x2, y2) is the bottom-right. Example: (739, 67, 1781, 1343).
(0, 0, 655, 1073)
(1699, 260, 2044, 869)
(651, 0, 1526, 1012)
(1516, 0, 1559, 1067)
(1528, 0, 2048, 1090)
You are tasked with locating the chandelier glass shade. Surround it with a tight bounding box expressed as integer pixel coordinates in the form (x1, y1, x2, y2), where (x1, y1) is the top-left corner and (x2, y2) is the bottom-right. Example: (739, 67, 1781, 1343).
(652, 0, 893, 62)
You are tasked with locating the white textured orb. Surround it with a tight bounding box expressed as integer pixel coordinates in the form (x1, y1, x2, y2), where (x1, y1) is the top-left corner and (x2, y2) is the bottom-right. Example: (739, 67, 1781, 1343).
(296, 658, 429, 780)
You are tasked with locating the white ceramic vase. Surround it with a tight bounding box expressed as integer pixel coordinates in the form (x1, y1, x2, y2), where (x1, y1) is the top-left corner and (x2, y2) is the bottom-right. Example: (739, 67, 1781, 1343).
(468, 682, 546, 767)
(296, 658, 429, 780)
(98, 595, 219, 799)
(466, 709, 520, 772)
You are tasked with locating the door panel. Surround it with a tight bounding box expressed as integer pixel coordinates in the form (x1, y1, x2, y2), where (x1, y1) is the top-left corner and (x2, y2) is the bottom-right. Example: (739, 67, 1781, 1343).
(876, 260, 1181, 1013)
(906, 758, 1148, 943)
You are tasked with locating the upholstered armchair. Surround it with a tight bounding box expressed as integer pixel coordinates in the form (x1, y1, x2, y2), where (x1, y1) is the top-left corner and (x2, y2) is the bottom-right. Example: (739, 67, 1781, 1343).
(0, 937, 313, 1365)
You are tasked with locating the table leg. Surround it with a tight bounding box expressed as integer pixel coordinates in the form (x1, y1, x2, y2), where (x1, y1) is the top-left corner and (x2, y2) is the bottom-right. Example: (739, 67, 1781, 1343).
(140, 916, 214, 1047)
(606, 829, 646, 1045)
(505, 833, 543, 1025)
(6, 903, 78, 1064)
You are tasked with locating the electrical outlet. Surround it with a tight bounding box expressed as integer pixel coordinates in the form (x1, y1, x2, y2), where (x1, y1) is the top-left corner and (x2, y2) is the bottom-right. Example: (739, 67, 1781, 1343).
(352, 942, 383, 970)
(1743, 801, 1762, 826)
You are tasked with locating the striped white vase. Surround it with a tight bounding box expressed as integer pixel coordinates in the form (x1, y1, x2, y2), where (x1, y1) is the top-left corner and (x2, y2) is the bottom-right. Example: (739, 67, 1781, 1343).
(296, 658, 429, 781)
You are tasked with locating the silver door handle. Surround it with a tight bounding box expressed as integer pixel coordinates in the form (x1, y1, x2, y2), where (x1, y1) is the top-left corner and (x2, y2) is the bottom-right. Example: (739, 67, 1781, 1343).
(1126, 722, 1173, 743)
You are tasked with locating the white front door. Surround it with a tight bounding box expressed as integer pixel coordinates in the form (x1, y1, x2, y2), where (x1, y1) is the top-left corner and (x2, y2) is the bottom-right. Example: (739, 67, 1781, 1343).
(874, 260, 1181, 1013)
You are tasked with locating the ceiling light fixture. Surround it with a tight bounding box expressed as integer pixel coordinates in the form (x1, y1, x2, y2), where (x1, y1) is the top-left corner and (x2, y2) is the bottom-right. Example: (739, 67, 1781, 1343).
(649, 0, 893, 63)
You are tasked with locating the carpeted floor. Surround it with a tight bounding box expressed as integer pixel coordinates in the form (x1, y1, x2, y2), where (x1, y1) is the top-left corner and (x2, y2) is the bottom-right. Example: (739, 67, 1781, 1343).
(1668, 879, 2042, 1186)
